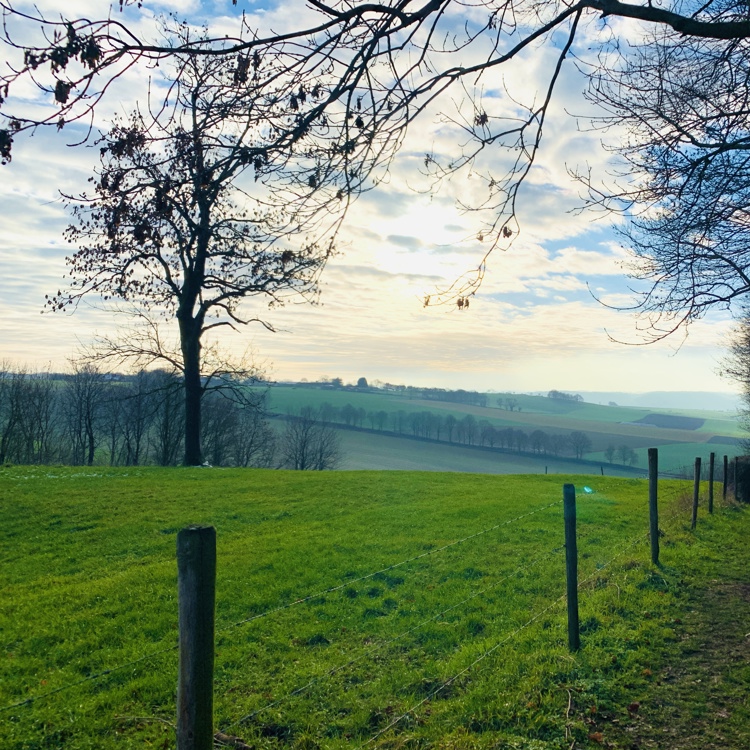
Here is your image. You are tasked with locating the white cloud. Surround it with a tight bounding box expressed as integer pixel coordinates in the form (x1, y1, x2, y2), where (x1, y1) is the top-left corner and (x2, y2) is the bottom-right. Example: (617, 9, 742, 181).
(0, 0, 738, 396)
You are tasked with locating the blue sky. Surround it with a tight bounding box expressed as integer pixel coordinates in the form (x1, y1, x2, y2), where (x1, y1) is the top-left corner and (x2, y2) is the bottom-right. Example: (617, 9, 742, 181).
(0, 0, 739, 394)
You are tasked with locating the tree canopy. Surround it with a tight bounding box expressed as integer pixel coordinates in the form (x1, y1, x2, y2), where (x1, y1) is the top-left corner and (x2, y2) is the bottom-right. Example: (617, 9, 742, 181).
(3, 0, 750, 323)
(54, 33, 337, 464)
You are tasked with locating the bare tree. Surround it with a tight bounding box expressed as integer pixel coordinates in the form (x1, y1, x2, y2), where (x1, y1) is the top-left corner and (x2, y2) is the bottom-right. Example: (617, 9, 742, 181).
(53, 30, 333, 464)
(280, 406, 342, 470)
(444, 414, 457, 443)
(201, 391, 240, 467)
(118, 371, 156, 466)
(235, 404, 277, 468)
(581, 20, 750, 338)
(721, 309, 750, 449)
(0, 363, 27, 463)
(568, 430, 592, 459)
(149, 369, 183, 466)
(529, 429, 549, 454)
(61, 362, 108, 465)
(617, 443, 637, 465)
(4, 1, 750, 312)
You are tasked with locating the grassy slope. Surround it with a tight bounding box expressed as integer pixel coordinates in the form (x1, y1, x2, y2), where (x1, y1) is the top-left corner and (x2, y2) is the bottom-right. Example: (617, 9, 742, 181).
(333, 429, 641, 477)
(266, 386, 743, 473)
(2, 466, 748, 749)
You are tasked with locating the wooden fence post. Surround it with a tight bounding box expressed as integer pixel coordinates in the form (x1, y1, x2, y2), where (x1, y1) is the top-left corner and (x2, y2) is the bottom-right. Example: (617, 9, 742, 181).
(735, 456, 739, 502)
(177, 526, 217, 750)
(708, 452, 715, 514)
(648, 448, 659, 565)
(563, 484, 580, 652)
(723, 455, 728, 502)
(692, 458, 701, 530)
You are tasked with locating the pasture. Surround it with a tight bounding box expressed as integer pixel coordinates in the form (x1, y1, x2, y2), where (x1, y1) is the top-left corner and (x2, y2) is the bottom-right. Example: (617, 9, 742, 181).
(265, 385, 743, 474)
(2, 466, 747, 749)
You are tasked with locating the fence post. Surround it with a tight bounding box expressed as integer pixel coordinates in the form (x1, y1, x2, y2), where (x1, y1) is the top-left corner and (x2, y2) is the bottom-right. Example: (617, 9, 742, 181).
(648, 448, 659, 565)
(691, 458, 701, 530)
(723, 455, 728, 502)
(563, 484, 580, 652)
(708, 452, 715, 514)
(735, 456, 739, 502)
(177, 526, 217, 750)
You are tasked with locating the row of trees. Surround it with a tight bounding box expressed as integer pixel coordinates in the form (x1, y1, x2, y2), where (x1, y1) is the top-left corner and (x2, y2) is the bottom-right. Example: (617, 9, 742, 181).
(306, 401, 606, 460)
(0, 364, 275, 467)
(603, 444, 639, 467)
(547, 391, 584, 402)
(0, 364, 345, 470)
(419, 389, 490, 407)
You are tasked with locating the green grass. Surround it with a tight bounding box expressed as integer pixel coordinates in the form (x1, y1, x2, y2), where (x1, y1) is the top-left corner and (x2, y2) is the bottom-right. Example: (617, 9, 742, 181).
(1, 466, 747, 749)
(331, 428, 642, 477)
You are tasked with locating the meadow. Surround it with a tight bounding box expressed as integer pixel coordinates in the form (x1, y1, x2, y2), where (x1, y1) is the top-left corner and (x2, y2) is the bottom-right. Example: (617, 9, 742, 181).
(2, 465, 747, 749)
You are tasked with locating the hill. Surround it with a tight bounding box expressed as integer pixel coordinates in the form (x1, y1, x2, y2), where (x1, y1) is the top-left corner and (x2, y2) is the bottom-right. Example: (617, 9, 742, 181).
(1, 466, 747, 749)
(264, 384, 745, 475)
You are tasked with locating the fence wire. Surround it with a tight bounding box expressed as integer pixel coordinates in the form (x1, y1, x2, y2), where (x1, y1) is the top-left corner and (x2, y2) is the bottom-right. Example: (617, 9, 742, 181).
(218, 499, 562, 633)
(0, 499, 561, 716)
(222, 541, 567, 733)
(358, 512, 683, 749)
(0, 484, 720, 729)
(0, 641, 178, 713)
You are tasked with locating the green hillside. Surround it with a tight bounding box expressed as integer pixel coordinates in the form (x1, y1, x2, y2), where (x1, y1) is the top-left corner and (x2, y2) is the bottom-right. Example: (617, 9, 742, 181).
(1, 466, 747, 749)
(264, 385, 744, 474)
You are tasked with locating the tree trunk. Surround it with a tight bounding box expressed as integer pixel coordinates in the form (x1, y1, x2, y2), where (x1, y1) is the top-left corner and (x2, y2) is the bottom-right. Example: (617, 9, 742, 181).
(180, 319, 203, 466)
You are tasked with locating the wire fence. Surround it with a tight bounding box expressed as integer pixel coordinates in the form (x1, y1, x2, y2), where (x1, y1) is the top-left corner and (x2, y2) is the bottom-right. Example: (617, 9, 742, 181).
(0, 467, 738, 750)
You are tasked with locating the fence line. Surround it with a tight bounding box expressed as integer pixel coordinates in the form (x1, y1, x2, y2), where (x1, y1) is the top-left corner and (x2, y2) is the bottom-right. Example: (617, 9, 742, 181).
(358, 512, 684, 749)
(358, 591, 570, 749)
(222, 542, 568, 733)
(218, 499, 563, 633)
(0, 641, 179, 713)
(221, 522, 615, 734)
(1, 463, 734, 742)
(0, 499, 561, 716)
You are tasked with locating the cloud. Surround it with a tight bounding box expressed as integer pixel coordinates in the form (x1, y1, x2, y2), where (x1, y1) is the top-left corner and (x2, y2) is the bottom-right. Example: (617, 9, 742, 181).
(0, 1, 737, 397)
(387, 235, 423, 250)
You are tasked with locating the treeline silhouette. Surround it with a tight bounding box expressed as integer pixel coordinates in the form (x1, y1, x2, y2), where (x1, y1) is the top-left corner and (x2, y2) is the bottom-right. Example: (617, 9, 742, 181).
(0, 365, 276, 467)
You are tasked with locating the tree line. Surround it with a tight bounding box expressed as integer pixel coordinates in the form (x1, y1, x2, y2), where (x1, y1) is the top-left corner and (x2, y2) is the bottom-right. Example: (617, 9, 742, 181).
(0, 364, 343, 470)
(302, 401, 623, 462)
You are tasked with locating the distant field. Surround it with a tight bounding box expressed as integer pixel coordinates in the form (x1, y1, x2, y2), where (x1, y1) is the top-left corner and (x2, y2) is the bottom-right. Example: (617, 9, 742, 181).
(265, 385, 744, 474)
(1, 465, 732, 750)
(330, 427, 642, 477)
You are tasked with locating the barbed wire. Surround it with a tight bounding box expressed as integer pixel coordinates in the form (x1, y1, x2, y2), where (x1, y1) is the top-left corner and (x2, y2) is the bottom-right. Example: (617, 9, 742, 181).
(218, 499, 563, 633)
(221, 541, 567, 733)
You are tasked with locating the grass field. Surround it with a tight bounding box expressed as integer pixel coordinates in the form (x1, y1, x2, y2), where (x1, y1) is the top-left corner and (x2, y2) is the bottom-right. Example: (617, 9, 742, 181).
(2, 465, 747, 749)
(325, 427, 643, 477)
(265, 385, 744, 474)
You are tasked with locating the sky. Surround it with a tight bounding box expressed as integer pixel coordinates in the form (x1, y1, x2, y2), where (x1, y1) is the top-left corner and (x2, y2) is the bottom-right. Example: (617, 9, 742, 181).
(0, 0, 740, 396)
